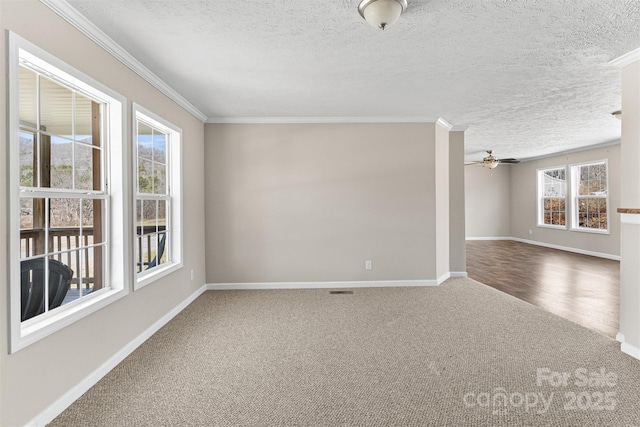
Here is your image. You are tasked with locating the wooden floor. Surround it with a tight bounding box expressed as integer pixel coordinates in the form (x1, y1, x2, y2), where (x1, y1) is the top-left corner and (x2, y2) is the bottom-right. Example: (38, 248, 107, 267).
(466, 240, 619, 338)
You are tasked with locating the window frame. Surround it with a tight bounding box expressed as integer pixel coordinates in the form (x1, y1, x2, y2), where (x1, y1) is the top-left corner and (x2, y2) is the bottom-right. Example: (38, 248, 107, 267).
(570, 160, 610, 234)
(536, 166, 568, 230)
(7, 32, 130, 353)
(132, 103, 183, 290)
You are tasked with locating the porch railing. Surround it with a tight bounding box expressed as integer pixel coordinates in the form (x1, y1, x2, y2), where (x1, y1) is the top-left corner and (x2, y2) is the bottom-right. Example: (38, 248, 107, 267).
(20, 227, 96, 289)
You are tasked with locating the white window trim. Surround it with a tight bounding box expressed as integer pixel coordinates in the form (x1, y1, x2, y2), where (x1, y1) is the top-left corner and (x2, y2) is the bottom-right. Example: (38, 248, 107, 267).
(7, 32, 130, 353)
(536, 166, 568, 230)
(132, 103, 183, 290)
(569, 160, 610, 235)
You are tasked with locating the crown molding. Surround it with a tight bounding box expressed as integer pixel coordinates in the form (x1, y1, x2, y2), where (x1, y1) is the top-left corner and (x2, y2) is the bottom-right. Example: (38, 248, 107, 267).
(206, 116, 439, 124)
(40, 0, 207, 122)
(609, 47, 640, 68)
(519, 139, 621, 163)
(436, 117, 453, 130)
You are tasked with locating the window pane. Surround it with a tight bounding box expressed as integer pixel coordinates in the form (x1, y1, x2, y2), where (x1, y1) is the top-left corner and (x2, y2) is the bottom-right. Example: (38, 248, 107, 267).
(138, 158, 153, 193)
(75, 93, 93, 145)
(158, 200, 167, 231)
(20, 198, 34, 230)
(82, 199, 103, 245)
(20, 256, 47, 320)
(136, 200, 143, 234)
(19, 131, 35, 187)
(74, 142, 93, 190)
(153, 132, 167, 164)
(137, 122, 153, 160)
(543, 168, 565, 197)
(154, 162, 166, 194)
(20, 198, 47, 259)
(142, 234, 157, 266)
(40, 77, 73, 135)
(50, 198, 80, 229)
(50, 198, 81, 253)
(60, 251, 81, 306)
(19, 66, 37, 127)
(157, 233, 166, 266)
(143, 200, 158, 232)
(50, 135, 73, 189)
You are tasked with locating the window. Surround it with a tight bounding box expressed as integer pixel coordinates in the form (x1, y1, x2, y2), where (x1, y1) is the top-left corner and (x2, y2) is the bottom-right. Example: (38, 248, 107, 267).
(571, 161, 609, 233)
(537, 167, 567, 228)
(8, 33, 128, 352)
(133, 104, 182, 289)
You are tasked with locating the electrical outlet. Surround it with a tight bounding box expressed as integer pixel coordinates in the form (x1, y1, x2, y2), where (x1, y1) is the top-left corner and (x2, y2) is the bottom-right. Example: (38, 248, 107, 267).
(365, 260, 373, 270)
(190, 269, 195, 280)
(529, 229, 533, 235)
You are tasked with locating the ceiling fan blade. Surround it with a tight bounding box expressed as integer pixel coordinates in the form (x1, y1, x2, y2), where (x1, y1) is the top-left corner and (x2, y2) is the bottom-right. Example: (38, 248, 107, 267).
(464, 161, 485, 166)
(498, 158, 520, 164)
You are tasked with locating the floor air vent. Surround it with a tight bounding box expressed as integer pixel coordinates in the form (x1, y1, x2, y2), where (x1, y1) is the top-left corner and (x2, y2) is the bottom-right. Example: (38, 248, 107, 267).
(329, 291, 353, 295)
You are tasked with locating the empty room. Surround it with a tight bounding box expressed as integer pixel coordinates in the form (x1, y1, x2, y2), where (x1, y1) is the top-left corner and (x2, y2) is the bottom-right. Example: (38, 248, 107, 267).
(2, 1, 640, 426)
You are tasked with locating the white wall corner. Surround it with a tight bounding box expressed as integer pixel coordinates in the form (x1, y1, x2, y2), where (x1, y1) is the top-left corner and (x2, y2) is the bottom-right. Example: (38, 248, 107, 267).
(616, 332, 625, 343)
(25, 284, 207, 427)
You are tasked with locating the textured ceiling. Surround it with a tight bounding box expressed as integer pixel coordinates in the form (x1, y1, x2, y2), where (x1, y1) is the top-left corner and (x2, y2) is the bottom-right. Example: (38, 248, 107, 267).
(65, 0, 640, 160)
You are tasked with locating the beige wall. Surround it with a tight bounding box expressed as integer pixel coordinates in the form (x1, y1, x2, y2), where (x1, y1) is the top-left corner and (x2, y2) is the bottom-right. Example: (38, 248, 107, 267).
(205, 123, 442, 283)
(465, 164, 512, 238)
(509, 144, 620, 257)
(435, 123, 450, 278)
(449, 131, 466, 272)
(0, 2, 206, 425)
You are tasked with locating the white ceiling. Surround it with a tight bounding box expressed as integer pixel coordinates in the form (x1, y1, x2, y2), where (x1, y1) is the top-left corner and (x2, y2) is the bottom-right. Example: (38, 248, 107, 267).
(64, 0, 640, 160)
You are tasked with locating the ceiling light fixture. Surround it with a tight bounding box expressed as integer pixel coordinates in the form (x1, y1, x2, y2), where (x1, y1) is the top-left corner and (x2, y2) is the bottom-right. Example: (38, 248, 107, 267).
(612, 110, 622, 120)
(358, 0, 407, 30)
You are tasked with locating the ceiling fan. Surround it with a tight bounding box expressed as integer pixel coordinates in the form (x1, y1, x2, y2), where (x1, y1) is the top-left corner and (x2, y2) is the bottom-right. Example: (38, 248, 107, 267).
(465, 150, 520, 169)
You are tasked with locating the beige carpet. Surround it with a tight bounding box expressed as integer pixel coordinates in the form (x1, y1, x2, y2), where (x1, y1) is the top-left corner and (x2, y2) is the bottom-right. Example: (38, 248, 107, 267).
(50, 277, 640, 426)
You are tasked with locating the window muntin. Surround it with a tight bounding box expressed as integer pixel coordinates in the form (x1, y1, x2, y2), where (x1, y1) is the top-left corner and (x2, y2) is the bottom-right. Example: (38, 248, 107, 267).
(571, 161, 608, 232)
(133, 104, 182, 289)
(537, 167, 567, 228)
(9, 33, 128, 352)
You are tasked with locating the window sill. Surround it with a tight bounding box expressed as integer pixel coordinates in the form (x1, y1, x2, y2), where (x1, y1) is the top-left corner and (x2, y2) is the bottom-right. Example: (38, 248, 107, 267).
(570, 227, 610, 235)
(537, 224, 567, 230)
(13, 286, 128, 353)
(135, 262, 183, 291)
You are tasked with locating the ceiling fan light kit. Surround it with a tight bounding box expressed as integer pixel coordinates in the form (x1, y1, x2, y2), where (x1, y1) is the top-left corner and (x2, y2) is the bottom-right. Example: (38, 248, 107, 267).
(358, 0, 407, 30)
(466, 150, 521, 169)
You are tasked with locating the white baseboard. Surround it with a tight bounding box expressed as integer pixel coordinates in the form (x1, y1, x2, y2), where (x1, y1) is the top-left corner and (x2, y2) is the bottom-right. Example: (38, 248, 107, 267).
(466, 237, 620, 261)
(616, 332, 625, 343)
(510, 237, 620, 261)
(26, 284, 207, 427)
(207, 279, 442, 290)
(437, 272, 450, 284)
(621, 341, 640, 361)
(465, 237, 512, 241)
(450, 271, 468, 278)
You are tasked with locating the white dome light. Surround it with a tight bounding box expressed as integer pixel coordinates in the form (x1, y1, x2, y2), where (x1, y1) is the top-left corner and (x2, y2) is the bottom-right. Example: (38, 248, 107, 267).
(358, 0, 408, 30)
